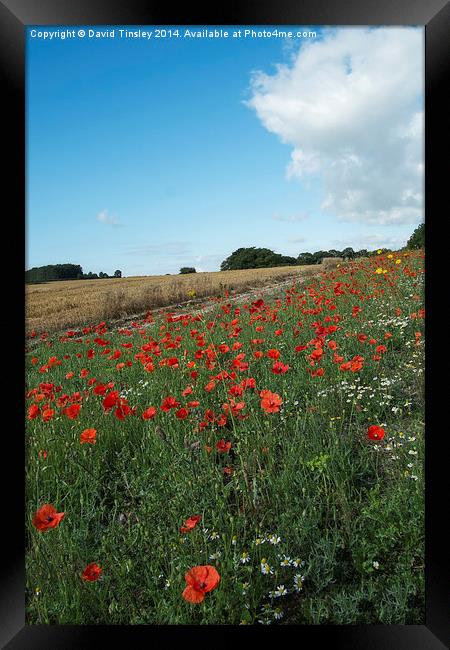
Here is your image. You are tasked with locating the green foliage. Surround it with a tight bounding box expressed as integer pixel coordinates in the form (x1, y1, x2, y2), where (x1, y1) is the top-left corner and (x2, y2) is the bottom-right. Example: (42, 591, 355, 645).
(25, 264, 123, 283)
(25, 264, 83, 283)
(406, 223, 424, 250)
(220, 247, 297, 271)
(220, 246, 379, 271)
(179, 267, 196, 274)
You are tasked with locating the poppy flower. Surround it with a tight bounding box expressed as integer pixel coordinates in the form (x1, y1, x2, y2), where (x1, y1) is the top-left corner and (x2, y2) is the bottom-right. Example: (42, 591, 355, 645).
(180, 514, 202, 533)
(367, 425, 386, 441)
(260, 390, 283, 414)
(216, 439, 231, 454)
(32, 504, 65, 532)
(80, 428, 97, 444)
(161, 396, 181, 411)
(81, 563, 102, 582)
(182, 565, 220, 604)
(175, 408, 189, 420)
(27, 404, 40, 420)
(114, 399, 133, 420)
(64, 403, 81, 420)
(102, 390, 119, 411)
(271, 361, 289, 374)
(142, 406, 157, 420)
(42, 408, 55, 422)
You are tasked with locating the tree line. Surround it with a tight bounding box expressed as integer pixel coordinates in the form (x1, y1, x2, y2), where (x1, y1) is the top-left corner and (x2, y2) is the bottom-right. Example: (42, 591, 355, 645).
(219, 224, 424, 271)
(25, 264, 122, 283)
(220, 246, 369, 271)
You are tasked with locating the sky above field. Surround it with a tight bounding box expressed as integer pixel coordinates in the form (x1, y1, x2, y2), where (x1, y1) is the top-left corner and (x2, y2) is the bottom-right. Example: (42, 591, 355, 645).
(26, 25, 424, 276)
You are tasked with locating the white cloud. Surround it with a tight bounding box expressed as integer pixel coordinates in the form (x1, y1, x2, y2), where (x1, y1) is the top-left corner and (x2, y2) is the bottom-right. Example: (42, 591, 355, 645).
(247, 27, 424, 226)
(287, 236, 306, 243)
(96, 209, 120, 226)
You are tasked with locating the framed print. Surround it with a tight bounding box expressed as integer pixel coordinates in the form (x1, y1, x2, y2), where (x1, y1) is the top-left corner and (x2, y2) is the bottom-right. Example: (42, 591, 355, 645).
(2, 0, 449, 646)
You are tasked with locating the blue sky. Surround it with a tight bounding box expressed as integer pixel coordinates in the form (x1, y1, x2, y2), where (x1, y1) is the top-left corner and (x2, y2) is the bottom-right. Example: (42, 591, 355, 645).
(26, 26, 424, 276)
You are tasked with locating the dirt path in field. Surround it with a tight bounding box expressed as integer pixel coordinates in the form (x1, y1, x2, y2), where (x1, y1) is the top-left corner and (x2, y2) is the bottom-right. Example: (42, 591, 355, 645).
(26, 268, 328, 347)
(108, 269, 324, 331)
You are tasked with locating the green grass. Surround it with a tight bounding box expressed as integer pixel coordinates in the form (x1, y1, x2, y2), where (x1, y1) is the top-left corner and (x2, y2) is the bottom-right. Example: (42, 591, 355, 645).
(25, 250, 424, 624)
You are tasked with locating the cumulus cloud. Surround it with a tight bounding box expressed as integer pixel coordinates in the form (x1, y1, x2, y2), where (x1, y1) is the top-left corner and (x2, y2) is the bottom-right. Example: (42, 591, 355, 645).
(96, 209, 120, 226)
(246, 27, 424, 225)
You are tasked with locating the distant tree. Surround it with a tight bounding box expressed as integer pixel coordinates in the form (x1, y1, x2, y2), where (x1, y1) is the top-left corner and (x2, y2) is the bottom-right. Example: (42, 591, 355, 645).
(179, 267, 196, 274)
(327, 249, 342, 258)
(25, 263, 83, 283)
(406, 223, 425, 249)
(341, 247, 355, 260)
(311, 251, 329, 264)
(114, 269, 122, 278)
(99, 271, 108, 279)
(221, 247, 297, 271)
(297, 252, 315, 266)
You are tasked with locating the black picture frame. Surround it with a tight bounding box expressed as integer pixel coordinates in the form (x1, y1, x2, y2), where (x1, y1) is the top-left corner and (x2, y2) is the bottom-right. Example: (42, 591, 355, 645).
(3, 0, 449, 647)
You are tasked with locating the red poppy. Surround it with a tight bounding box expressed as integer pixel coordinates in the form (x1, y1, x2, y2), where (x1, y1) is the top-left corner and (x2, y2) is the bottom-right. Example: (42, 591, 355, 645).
(114, 402, 132, 420)
(40, 407, 54, 422)
(175, 407, 189, 420)
(80, 428, 97, 444)
(260, 390, 283, 414)
(180, 514, 202, 533)
(142, 406, 157, 420)
(271, 361, 289, 374)
(102, 390, 119, 410)
(182, 565, 220, 604)
(27, 404, 40, 420)
(367, 425, 386, 441)
(161, 396, 181, 411)
(216, 439, 231, 453)
(81, 563, 102, 582)
(64, 404, 81, 420)
(32, 504, 65, 532)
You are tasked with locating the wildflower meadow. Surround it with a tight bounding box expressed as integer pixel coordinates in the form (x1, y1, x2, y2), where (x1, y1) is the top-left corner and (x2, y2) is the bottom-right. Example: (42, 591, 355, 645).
(26, 250, 424, 625)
